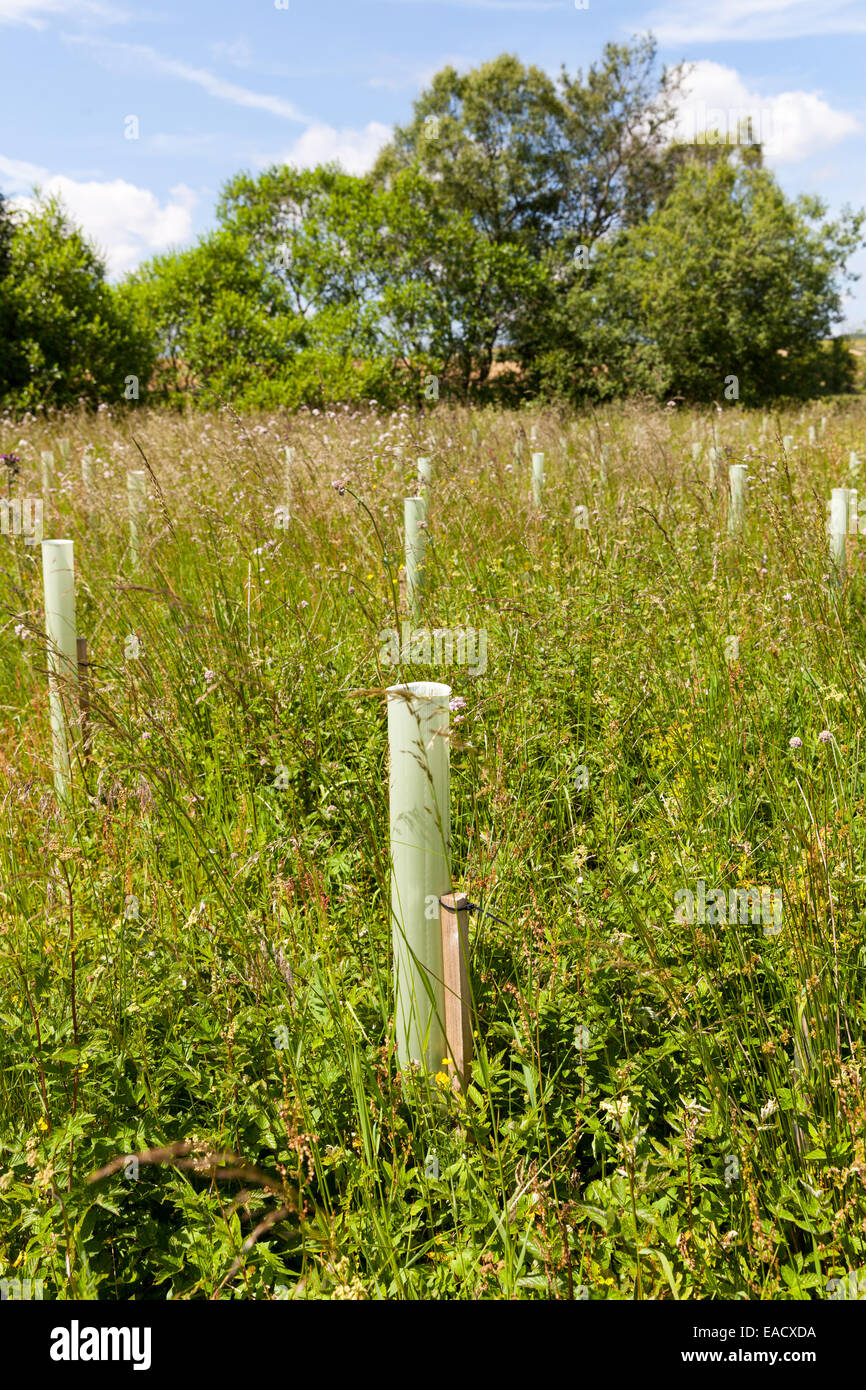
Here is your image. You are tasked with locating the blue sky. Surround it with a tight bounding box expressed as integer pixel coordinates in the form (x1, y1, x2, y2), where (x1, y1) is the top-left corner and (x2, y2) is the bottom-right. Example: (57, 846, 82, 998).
(1, 0, 865, 327)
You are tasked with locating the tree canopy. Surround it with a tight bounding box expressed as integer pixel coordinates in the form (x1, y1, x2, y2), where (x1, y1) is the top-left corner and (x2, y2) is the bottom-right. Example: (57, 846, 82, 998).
(0, 41, 862, 413)
(0, 196, 154, 411)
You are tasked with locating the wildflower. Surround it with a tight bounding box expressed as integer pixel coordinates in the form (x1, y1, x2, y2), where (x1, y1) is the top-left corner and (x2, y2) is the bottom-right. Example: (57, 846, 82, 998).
(682, 1097, 710, 1115)
(449, 697, 467, 712)
(789, 736, 803, 749)
(759, 1097, 778, 1122)
(600, 1095, 631, 1124)
(203, 669, 216, 684)
(435, 1071, 451, 1090)
(37, 1117, 48, 1132)
(818, 730, 832, 744)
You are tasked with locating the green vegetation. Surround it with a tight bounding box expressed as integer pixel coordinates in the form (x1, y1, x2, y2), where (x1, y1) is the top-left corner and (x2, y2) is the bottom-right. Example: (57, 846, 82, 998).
(1, 42, 862, 413)
(0, 194, 155, 412)
(1, 403, 865, 1298)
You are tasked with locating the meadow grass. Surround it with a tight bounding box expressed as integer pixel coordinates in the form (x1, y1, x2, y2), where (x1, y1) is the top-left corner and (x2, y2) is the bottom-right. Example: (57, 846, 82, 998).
(1, 399, 865, 1300)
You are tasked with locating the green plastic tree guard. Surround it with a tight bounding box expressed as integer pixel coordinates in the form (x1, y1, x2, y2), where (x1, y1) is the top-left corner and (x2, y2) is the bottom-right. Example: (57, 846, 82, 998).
(387, 681, 451, 1075)
(41, 540, 78, 803)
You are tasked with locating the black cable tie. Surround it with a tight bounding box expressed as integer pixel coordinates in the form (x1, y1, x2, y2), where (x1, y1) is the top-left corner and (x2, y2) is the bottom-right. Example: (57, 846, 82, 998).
(438, 896, 510, 927)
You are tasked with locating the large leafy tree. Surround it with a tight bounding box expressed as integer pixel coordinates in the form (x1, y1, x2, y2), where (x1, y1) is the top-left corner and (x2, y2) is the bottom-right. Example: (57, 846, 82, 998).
(0, 195, 154, 411)
(372, 39, 684, 254)
(520, 152, 863, 404)
(114, 47, 863, 410)
(132, 163, 544, 405)
(0, 192, 18, 393)
(369, 40, 685, 389)
(117, 227, 306, 407)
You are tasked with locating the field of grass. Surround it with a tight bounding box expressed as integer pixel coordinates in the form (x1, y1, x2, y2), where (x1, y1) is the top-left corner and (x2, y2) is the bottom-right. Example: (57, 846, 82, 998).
(1, 400, 865, 1301)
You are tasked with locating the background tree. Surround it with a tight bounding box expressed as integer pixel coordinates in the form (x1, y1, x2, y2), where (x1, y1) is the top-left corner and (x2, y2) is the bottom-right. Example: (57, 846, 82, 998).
(373, 39, 684, 252)
(371, 40, 686, 390)
(117, 227, 305, 407)
(520, 153, 863, 404)
(0, 192, 20, 397)
(8, 47, 857, 415)
(0, 195, 154, 411)
(130, 163, 545, 406)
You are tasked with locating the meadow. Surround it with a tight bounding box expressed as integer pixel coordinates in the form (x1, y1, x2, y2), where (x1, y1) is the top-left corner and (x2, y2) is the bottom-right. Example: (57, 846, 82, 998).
(1, 399, 865, 1301)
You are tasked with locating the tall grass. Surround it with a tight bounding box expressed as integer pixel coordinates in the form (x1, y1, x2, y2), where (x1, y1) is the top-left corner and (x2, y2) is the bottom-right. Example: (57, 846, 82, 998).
(1, 400, 864, 1299)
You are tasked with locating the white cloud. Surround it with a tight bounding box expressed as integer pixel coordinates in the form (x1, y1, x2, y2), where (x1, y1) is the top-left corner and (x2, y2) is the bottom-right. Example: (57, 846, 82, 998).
(644, 0, 866, 43)
(0, 0, 128, 26)
(672, 61, 860, 163)
(385, 0, 564, 9)
(209, 36, 253, 69)
(0, 153, 46, 186)
(65, 36, 310, 122)
(262, 122, 393, 175)
(1, 155, 198, 275)
(368, 54, 474, 92)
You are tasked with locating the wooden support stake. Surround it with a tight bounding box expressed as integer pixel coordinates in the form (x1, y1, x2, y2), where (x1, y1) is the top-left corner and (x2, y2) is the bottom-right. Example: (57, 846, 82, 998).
(77, 636, 92, 760)
(440, 891, 473, 1091)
